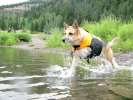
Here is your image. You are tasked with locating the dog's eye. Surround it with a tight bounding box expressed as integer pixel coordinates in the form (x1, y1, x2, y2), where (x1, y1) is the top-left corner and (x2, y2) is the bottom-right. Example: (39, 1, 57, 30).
(69, 33, 73, 35)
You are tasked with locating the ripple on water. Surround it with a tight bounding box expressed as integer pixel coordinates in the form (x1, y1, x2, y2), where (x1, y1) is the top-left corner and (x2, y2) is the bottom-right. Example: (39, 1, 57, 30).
(0, 82, 47, 91)
(0, 66, 7, 69)
(0, 75, 46, 81)
(1, 71, 12, 74)
(0, 91, 71, 100)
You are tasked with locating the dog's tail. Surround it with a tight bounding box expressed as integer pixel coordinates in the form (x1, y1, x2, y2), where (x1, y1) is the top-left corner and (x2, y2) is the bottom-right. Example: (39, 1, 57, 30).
(106, 37, 119, 49)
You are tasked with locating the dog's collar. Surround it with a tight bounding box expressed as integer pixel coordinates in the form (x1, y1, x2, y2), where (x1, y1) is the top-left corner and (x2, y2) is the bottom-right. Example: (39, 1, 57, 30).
(73, 45, 80, 50)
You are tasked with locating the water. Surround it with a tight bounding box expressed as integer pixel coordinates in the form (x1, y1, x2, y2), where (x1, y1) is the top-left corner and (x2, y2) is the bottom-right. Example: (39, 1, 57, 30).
(0, 48, 133, 100)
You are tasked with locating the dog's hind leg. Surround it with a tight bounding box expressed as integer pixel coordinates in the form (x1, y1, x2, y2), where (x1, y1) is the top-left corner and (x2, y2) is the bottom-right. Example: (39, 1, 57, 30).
(104, 47, 114, 66)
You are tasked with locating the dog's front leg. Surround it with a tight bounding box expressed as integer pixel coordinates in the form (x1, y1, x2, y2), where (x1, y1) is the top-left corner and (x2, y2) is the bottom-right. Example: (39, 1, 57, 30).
(70, 47, 75, 57)
(70, 51, 80, 75)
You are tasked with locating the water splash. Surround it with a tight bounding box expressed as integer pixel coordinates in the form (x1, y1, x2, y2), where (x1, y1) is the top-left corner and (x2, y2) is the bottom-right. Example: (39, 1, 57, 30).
(47, 55, 79, 78)
(79, 58, 119, 74)
(47, 65, 75, 78)
(47, 56, 125, 78)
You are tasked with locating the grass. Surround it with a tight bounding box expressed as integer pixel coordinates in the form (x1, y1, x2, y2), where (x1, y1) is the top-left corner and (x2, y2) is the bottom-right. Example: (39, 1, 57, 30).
(81, 17, 121, 41)
(46, 28, 70, 48)
(115, 23, 133, 52)
(0, 31, 31, 46)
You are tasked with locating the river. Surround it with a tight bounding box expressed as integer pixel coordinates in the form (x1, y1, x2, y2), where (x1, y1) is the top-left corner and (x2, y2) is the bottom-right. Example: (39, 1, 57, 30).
(0, 47, 133, 100)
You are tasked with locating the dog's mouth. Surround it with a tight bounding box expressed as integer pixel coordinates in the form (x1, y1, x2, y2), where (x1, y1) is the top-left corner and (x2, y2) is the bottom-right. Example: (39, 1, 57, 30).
(62, 38, 81, 45)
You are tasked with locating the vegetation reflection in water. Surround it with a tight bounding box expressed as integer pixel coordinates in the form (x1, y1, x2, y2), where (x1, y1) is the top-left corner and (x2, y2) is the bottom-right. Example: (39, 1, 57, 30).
(0, 48, 133, 100)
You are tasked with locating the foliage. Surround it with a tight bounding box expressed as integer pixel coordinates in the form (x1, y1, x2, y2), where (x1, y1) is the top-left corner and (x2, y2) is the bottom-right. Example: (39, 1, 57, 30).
(0, 32, 16, 45)
(15, 32, 31, 42)
(0, 0, 133, 32)
(0, 32, 31, 46)
(46, 28, 69, 48)
(81, 17, 120, 41)
(115, 23, 133, 51)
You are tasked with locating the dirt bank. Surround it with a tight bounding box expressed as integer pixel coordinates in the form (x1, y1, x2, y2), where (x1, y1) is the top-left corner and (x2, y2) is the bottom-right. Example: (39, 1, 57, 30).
(12, 34, 46, 50)
(11, 34, 68, 54)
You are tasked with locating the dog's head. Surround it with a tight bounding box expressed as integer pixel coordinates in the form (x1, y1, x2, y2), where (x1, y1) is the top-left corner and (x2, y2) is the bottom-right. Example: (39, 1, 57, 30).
(62, 22, 81, 45)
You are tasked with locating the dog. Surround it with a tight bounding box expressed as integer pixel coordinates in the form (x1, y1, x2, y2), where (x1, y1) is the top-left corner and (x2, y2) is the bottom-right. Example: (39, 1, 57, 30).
(62, 21, 118, 66)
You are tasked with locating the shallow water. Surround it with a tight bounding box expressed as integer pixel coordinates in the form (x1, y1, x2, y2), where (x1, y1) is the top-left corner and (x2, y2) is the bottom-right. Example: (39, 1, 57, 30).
(0, 48, 133, 100)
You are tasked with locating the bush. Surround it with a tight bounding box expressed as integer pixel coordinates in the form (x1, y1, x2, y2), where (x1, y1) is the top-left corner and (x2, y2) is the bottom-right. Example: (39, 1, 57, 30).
(0, 31, 31, 46)
(15, 32, 31, 42)
(0, 32, 16, 45)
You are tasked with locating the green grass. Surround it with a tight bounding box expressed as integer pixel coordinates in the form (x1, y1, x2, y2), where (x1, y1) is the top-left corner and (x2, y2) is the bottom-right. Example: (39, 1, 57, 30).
(81, 16, 121, 41)
(46, 28, 70, 48)
(0, 31, 31, 46)
(115, 23, 133, 52)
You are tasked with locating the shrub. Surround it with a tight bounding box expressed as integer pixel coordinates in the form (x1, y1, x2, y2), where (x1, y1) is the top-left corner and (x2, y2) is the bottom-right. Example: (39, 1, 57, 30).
(0, 31, 31, 46)
(0, 32, 16, 45)
(15, 32, 31, 42)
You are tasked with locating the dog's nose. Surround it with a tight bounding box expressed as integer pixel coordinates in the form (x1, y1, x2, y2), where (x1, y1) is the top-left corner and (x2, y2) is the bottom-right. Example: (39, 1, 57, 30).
(62, 39, 65, 43)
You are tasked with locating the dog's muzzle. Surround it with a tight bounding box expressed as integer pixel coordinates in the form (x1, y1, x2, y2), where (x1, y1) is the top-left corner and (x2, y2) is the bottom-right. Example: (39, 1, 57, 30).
(62, 39, 65, 43)
(62, 37, 69, 43)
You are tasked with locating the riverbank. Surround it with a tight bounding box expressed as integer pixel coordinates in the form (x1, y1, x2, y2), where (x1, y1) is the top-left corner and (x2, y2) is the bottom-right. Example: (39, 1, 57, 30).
(0, 34, 68, 55)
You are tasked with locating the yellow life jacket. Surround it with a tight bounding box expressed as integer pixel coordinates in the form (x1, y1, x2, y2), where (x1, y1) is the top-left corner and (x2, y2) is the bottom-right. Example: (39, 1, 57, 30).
(80, 34, 92, 49)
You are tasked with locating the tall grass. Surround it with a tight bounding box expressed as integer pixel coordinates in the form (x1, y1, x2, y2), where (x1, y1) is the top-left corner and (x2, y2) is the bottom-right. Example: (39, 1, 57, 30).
(116, 23, 133, 51)
(46, 28, 69, 48)
(0, 31, 31, 46)
(81, 17, 121, 41)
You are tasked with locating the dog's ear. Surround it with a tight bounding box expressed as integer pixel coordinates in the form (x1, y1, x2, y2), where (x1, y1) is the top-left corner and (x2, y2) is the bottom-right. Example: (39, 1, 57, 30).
(72, 20, 79, 29)
(64, 22, 69, 29)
